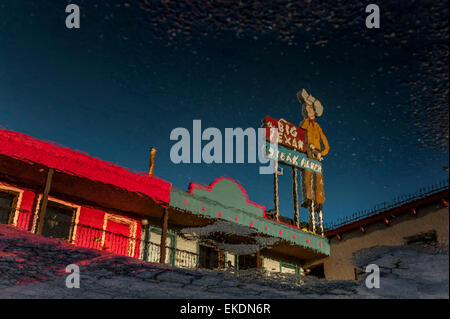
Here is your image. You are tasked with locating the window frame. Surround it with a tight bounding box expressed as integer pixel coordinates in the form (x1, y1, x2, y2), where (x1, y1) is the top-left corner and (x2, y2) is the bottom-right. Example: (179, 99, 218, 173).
(0, 183, 24, 226)
(31, 195, 81, 243)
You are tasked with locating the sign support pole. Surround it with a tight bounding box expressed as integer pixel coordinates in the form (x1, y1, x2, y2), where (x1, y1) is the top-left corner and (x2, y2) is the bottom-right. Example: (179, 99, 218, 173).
(309, 201, 316, 233)
(318, 209, 324, 236)
(273, 161, 279, 221)
(292, 167, 299, 227)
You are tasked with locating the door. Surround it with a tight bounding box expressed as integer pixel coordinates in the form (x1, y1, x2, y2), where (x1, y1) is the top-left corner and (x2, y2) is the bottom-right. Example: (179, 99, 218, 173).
(104, 218, 132, 256)
(217, 251, 225, 269)
(198, 245, 226, 269)
(199, 245, 218, 269)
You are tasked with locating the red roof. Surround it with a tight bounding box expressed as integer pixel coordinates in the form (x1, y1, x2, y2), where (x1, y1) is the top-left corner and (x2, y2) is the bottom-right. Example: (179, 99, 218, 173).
(0, 129, 171, 204)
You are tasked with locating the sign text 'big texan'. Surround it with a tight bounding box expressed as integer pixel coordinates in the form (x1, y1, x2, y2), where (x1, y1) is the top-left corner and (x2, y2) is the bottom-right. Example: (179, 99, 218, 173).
(264, 116, 323, 173)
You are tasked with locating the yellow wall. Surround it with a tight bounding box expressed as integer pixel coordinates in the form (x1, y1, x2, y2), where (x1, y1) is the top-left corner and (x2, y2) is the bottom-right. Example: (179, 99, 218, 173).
(263, 257, 280, 273)
(176, 235, 197, 253)
(227, 253, 236, 267)
(310, 203, 449, 280)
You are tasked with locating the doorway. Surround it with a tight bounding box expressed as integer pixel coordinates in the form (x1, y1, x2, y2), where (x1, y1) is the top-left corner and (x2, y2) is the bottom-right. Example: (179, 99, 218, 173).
(103, 214, 137, 257)
(104, 218, 132, 256)
(199, 245, 225, 269)
(307, 264, 325, 278)
(238, 254, 258, 270)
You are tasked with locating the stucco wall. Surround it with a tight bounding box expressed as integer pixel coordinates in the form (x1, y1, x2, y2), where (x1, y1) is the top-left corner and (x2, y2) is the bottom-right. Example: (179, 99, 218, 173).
(227, 253, 236, 267)
(148, 231, 172, 264)
(263, 257, 280, 273)
(317, 202, 448, 280)
(176, 235, 197, 253)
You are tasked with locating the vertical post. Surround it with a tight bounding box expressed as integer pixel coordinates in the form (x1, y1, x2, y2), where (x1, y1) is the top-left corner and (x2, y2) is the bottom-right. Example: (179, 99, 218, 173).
(37, 168, 54, 235)
(256, 249, 262, 268)
(159, 206, 169, 264)
(292, 167, 299, 227)
(149, 147, 157, 177)
(317, 209, 324, 236)
(273, 161, 279, 221)
(218, 251, 225, 269)
(309, 201, 316, 233)
(142, 220, 150, 261)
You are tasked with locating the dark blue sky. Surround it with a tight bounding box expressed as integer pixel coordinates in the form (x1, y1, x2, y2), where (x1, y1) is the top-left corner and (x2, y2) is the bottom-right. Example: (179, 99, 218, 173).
(1, 1, 448, 226)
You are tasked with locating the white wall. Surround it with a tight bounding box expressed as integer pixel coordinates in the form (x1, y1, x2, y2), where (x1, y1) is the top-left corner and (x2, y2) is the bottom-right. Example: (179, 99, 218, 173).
(148, 231, 172, 264)
(175, 235, 198, 268)
(227, 253, 236, 267)
(263, 257, 280, 273)
(176, 235, 197, 253)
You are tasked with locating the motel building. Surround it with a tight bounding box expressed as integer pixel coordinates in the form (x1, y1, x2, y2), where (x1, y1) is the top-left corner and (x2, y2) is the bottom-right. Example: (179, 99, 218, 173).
(0, 129, 330, 275)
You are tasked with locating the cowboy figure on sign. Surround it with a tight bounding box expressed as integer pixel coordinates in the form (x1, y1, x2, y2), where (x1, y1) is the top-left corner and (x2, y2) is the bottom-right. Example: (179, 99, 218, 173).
(297, 89, 330, 235)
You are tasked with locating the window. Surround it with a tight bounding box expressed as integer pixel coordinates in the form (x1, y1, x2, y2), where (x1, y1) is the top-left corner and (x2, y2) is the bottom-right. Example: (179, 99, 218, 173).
(238, 254, 258, 270)
(40, 202, 76, 241)
(0, 191, 16, 225)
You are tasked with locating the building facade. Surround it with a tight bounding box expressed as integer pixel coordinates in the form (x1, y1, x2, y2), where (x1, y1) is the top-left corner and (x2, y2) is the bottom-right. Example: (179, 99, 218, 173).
(304, 185, 449, 280)
(0, 129, 330, 275)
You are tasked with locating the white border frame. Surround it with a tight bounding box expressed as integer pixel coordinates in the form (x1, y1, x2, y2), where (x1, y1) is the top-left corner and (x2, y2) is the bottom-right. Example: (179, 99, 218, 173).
(102, 213, 138, 257)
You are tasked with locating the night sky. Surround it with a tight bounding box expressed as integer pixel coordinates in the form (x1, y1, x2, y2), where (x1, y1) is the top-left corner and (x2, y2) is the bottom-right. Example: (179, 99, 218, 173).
(1, 1, 448, 226)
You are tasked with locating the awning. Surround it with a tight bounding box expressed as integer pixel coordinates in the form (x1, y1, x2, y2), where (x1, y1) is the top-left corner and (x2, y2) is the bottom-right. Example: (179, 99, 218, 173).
(169, 177, 330, 259)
